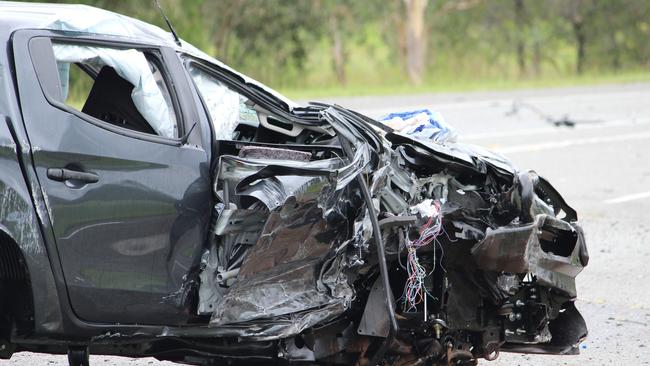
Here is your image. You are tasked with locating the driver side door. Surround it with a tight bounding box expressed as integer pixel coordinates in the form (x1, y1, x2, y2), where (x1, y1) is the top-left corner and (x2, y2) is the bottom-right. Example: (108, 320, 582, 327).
(12, 31, 211, 325)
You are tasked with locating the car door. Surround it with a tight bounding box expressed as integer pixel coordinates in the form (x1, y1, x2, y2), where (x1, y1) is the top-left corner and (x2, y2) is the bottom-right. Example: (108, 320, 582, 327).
(12, 31, 212, 325)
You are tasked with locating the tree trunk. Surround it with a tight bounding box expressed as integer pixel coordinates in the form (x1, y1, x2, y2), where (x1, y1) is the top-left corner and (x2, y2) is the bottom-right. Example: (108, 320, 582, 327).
(329, 14, 347, 85)
(210, 0, 246, 63)
(514, 0, 526, 77)
(572, 20, 586, 74)
(610, 33, 621, 71)
(532, 36, 541, 77)
(563, 0, 593, 75)
(404, 0, 428, 85)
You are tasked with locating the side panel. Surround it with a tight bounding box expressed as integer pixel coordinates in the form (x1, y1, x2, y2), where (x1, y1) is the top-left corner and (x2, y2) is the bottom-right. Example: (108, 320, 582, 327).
(0, 115, 63, 334)
(11, 31, 212, 326)
(0, 28, 65, 335)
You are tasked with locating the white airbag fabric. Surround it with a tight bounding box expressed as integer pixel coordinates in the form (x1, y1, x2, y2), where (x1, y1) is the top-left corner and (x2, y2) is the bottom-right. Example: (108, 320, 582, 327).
(53, 43, 175, 138)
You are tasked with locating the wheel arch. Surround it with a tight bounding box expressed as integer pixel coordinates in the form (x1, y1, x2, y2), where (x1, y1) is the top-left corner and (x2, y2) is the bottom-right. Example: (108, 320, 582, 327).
(0, 226, 35, 337)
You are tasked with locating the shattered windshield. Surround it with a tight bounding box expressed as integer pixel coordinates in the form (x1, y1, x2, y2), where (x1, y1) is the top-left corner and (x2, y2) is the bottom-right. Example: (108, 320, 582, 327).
(187, 64, 259, 140)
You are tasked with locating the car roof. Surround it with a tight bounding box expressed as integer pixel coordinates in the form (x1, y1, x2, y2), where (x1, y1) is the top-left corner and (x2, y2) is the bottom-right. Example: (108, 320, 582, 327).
(0, 1, 298, 110)
(0, 1, 177, 47)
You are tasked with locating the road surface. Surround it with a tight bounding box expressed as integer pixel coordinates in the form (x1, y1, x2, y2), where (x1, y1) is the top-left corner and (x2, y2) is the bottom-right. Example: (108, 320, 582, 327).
(4, 82, 649, 365)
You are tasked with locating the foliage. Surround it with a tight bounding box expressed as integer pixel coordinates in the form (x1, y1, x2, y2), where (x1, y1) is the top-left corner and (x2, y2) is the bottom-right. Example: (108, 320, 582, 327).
(23, 0, 650, 95)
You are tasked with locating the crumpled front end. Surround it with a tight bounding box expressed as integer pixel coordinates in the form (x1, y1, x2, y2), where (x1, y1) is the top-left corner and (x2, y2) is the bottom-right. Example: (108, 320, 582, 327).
(194, 105, 588, 365)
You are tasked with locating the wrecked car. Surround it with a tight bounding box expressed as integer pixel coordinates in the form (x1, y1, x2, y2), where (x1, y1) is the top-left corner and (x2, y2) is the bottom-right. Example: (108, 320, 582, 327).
(0, 2, 588, 366)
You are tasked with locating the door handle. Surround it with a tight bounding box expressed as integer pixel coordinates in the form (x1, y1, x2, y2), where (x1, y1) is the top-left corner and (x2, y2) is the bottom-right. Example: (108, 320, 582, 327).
(47, 168, 99, 184)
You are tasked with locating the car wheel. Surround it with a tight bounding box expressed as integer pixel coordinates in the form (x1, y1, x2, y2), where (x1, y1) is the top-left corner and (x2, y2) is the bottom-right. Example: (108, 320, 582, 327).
(67, 346, 89, 366)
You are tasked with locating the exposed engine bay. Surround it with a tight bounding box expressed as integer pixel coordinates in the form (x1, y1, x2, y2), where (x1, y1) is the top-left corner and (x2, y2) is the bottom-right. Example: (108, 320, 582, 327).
(193, 103, 589, 365)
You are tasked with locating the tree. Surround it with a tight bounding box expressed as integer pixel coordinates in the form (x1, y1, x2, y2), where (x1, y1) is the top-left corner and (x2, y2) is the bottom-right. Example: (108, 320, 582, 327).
(513, 0, 526, 76)
(329, 12, 348, 84)
(321, 0, 356, 85)
(23, 0, 650, 90)
(403, 0, 429, 85)
(203, 0, 247, 63)
(201, 0, 324, 85)
(557, 0, 597, 74)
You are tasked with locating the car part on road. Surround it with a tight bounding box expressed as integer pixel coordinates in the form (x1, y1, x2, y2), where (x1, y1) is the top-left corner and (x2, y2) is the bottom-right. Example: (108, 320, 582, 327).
(507, 100, 603, 127)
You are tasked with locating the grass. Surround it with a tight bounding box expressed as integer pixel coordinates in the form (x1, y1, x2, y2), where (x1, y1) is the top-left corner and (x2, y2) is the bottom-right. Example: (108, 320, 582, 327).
(64, 65, 650, 108)
(279, 69, 650, 100)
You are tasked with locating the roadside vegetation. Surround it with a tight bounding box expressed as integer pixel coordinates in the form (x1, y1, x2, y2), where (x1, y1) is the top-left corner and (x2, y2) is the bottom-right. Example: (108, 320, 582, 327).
(28, 0, 650, 99)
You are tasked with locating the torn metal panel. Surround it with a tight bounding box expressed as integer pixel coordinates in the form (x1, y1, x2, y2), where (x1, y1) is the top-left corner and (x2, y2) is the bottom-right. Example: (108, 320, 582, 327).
(471, 214, 586, 296)
(167, 302, 350, 341)
(212, 207, 268, 236)
(209, 195, 354, 332)
(215, 152, 364, 198)
(198, 205, 268, 315)
(197, 102, 589, 362)
(202, 140, 365, 338)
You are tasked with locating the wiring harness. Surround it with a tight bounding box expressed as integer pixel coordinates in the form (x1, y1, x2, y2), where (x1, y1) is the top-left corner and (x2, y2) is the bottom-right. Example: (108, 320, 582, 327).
(401, 200, 443, 313)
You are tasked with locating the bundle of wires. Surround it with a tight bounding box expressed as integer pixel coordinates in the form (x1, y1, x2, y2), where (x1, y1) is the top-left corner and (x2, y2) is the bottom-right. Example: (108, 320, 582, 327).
(401, 200, 443, 313)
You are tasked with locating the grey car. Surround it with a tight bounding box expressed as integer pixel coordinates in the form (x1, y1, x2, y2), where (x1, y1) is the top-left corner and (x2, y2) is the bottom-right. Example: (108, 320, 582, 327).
(0, 2, 588, 365)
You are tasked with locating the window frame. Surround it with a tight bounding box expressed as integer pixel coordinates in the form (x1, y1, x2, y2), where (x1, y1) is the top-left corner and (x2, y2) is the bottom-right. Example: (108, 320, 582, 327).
(183, 59, 263, 141)
(183, 58, 258, 107)
(29, 34, 187, 146)
(180, 54, 324, 135)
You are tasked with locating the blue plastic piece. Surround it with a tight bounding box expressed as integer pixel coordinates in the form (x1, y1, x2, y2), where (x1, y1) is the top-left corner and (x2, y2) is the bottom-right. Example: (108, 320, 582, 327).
(380, 109, 457, 143)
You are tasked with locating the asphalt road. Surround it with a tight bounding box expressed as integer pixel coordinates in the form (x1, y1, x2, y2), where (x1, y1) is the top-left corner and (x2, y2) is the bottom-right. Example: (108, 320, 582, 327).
(4, 82, 650, 365)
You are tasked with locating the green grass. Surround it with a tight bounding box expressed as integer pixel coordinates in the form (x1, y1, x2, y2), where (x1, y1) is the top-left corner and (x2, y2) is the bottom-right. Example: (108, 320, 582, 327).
(279, 69, 650, 100)
(64, 66, 650, 108)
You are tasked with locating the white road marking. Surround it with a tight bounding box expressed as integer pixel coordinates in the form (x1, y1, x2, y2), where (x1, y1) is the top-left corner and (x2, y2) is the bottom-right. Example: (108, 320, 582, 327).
(461, 127, 559, 140)
(603, 191, 650, 204)
(493, 130, 650, 154)
(461, 118, 650, 141)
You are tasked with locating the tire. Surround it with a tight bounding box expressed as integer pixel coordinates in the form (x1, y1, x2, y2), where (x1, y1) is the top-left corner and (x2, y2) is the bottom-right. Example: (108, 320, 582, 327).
(67, 346, 90, 366)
